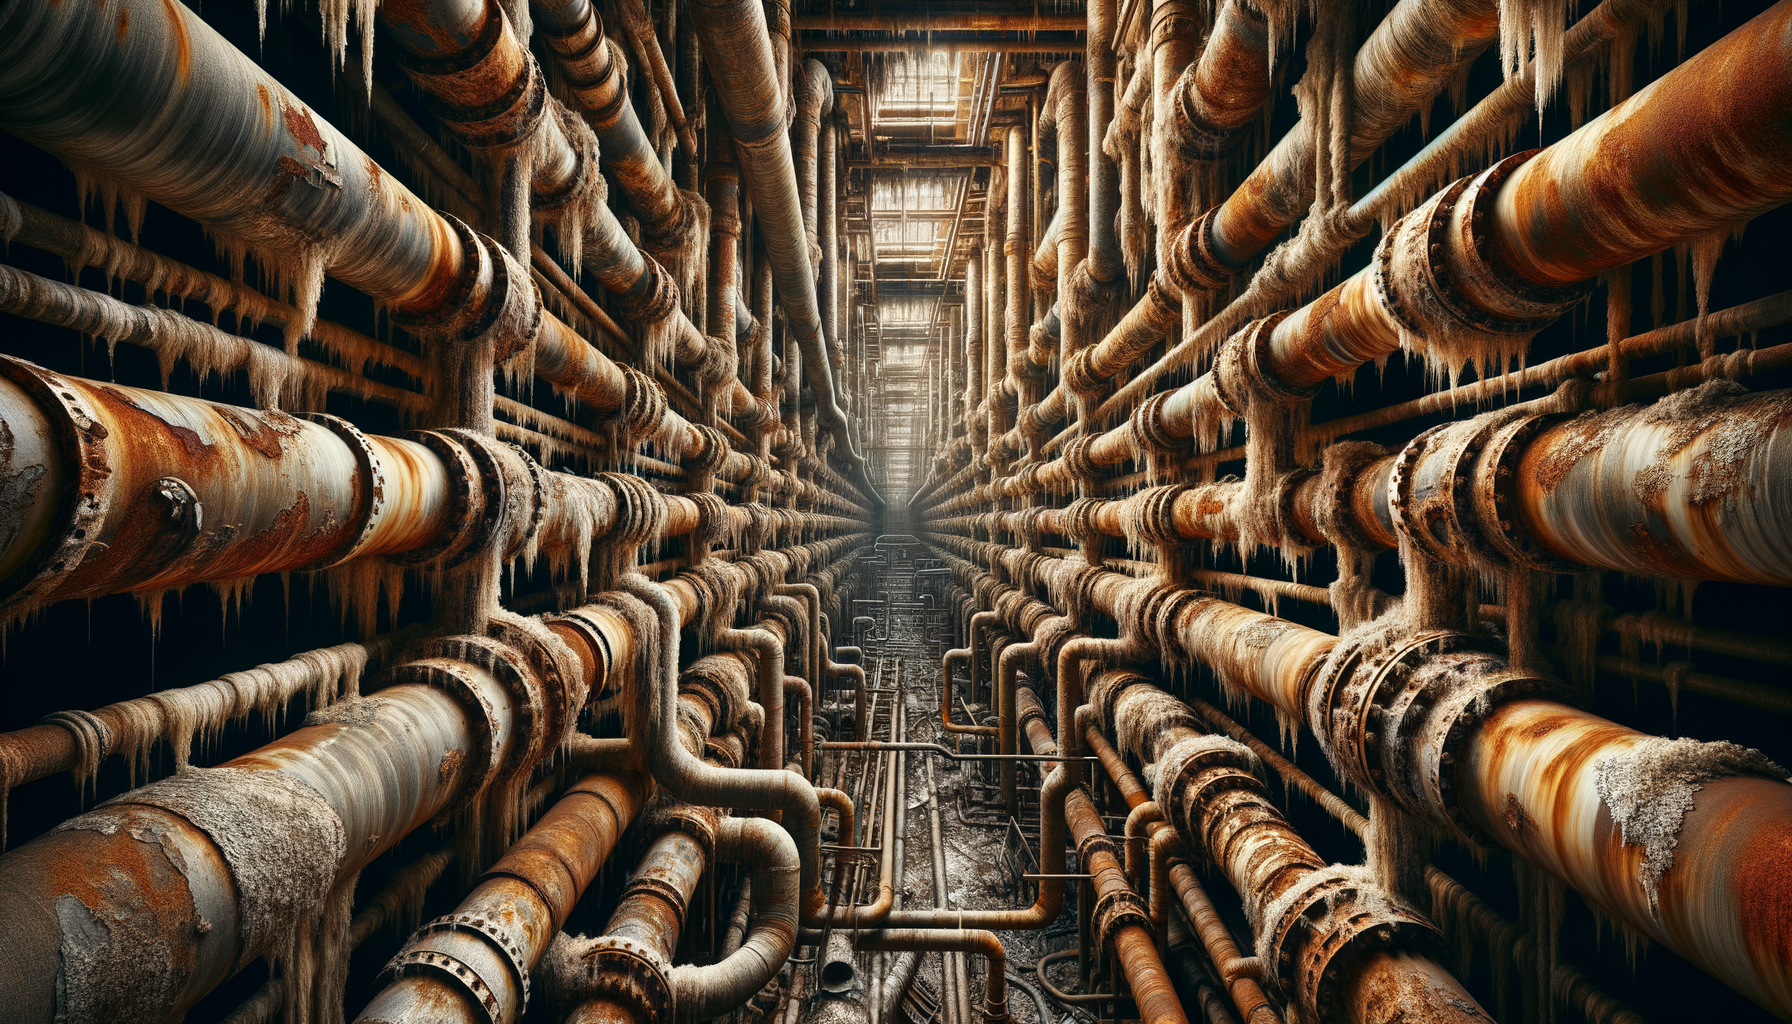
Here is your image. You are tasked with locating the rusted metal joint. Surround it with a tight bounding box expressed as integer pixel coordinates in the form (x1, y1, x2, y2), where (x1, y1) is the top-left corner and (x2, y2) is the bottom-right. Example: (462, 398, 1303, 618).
(393, 5, 547, 155)
(1150, 733, 1267, 844)
(1375, 153, 1593, 362)
(1211, 311, 1304, 414)
(1165, 208, 1233, 295)
(1307, 629, 1569, 838)
(382, 910, 536, 1024)
(1261, 866, 1449, 1023)
(1388, 414, 1583, 573)
(1171, 64, 1252, 159)
(563, 935, 675, 1024)
(1091, 884, 1154, 956)
(390, 216, 542, 364)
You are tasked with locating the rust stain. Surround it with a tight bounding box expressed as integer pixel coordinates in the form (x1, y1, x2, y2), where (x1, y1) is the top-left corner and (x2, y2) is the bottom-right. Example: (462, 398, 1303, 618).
(115, 6, 128, 40)
(160, 0, 189, 84)
(283, 101, 328, 159)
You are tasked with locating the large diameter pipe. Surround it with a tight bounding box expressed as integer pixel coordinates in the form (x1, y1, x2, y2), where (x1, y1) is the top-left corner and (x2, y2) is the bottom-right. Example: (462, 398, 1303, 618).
(0, 0, 662, 419)
(0, 636, 571, 1022)
(1488, 0, 1792, 289)
(1172, 0, 1792, 420)
(0, 359, 447, 608)
(0, 0, 458, 316)
(690, 0, 877, 499)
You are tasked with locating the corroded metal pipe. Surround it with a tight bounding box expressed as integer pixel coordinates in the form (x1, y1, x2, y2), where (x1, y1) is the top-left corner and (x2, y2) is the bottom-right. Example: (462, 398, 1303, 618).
(690, 0, 877, 499)
(0, 625, 589, 1023)
(355, 771, 648, 1024)
(1088, 671, 1490, 1024)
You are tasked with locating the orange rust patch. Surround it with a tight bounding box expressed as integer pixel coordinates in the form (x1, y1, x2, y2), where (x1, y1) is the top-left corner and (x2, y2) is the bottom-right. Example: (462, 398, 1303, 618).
(282, 101, 328, 158)
(115, 6, 128, 40)
(257, 84, 273, 131)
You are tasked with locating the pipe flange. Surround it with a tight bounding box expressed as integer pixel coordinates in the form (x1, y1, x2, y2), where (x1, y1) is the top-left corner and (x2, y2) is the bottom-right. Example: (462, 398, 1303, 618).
(1091, 886, 1153, 955)
(1173, 71, 1251, 159)
(435, 429, 532, 568)
(1211, 311, 1302, 416)
(1391, 418, 1506, 569)
(644, 803, 720, 863)
(426, 634, 548, 780)
(382, 948, 509, 1024)
(389, 656, 501, 817)
(1459, 151, 1597, 319)
(1308, 627, 1462, 807)
(1386, 423, 1444, 561)
(1075, 823, 1121, 868)
(389, 215, 488, 337)
(1272, 468, 1318, 554)
(1417, 662, 1570, 841)
(1131, 392, 1186, 465)
(385, 911, 534, 1022)
(1151, 734, 1264, 841)
(1166, 208, 1233, 295)
(571, 936, 674, 1024)
(1265, 866, 1447, 1023)
(1364, 207, 1421, 340)
(489, 613, 586, 739)
(0, 358, 115, 611)
(1061, 347, 1108, 401)
(546, 608, 618, 703)
(1312, 442, 1390, 553)
(292, 413, 388, 569)
(1470, 413, 1586, 573)
(388, 429, 482, 566)
(425, 49, 549, 152)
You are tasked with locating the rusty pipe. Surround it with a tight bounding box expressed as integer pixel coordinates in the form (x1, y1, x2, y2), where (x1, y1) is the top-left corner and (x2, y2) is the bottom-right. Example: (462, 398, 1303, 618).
(1172, 0, 1270, 157)
(354, 771, 648, 1024)
(1024, 693, 1190, 1024)
(536, 0, 690, 236)
(0, 630, 584, 1023)
(612, 576, 826, 913)
(941, 645, 999, 737)
(794, 60, 833, 273)
(691, 0, 876, 500)
(1193, 0, 1500, 277)
(1089, 672, 1489, 1024)
(855, 930, 1010, 1023)
(670, 816, 802, 1019)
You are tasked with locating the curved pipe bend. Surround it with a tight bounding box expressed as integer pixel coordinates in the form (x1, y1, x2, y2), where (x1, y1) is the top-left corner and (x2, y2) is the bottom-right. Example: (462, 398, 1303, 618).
(670, 817, 800, 1021)
(619, 575, 824, 904)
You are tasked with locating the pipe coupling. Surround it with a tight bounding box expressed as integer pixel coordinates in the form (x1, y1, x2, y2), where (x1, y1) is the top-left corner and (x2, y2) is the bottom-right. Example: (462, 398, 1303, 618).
(398, 17, 547, 153)
(1091, 884, 1154, 956)
(1374, 153, 1593, 374)
(1388, 414, 1583, 573)
(1165, 208, 1233, 295)
(1260, 866, 1448, 1024)
(383, 910, 535, 1024)
(563, 935, 675, 1024)
(1307, 628, 1569, 838)
(1149, 732, 1266, 844)
(390, 216, 542, 363)
(399, 634, 552, 803)
(1212, 311, 1304, 414)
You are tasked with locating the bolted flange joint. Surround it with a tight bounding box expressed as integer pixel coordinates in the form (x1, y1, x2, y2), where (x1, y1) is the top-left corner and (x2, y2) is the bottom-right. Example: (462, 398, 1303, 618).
(1308, 628, 1571, 839)
(1262, 866, 1450, 1024)
(382, 910, 536, 1024)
